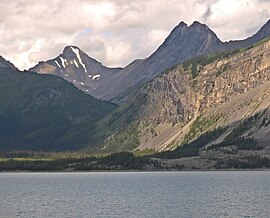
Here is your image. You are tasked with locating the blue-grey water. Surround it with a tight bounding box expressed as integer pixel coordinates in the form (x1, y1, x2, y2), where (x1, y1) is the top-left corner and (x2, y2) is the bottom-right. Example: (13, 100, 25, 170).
(0, 171, 269, 218)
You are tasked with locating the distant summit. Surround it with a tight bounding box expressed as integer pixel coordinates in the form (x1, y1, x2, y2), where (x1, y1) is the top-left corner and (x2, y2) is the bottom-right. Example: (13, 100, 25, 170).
(177, 21, 188, 27)
(30, 45, 122, 96)
(152, 20, 223, 64)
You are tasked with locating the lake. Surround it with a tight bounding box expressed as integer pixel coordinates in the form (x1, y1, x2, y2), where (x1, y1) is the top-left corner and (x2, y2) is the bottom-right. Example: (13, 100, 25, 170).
(0, 171, 269, 217)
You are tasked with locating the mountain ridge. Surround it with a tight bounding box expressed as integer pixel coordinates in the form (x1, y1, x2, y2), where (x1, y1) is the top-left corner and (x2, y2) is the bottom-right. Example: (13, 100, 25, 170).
(30, 20, 270, 103)
(100, 19, 270, 102)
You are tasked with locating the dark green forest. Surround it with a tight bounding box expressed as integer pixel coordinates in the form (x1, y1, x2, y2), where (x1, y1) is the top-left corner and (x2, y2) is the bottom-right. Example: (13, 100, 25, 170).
(0, 68, 116, 151)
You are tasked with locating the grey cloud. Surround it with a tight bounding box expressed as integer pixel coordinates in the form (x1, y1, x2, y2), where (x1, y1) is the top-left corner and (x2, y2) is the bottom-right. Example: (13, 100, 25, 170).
(202, 6, 212, 20)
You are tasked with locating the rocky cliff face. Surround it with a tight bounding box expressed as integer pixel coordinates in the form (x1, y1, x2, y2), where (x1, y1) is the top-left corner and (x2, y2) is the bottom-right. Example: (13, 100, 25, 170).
(104, 39, 270, 152)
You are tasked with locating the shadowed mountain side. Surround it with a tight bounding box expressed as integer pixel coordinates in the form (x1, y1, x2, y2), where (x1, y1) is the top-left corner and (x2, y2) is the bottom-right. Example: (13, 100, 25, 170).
(0, 56, 17, 70)
(0, 65, 117, 151)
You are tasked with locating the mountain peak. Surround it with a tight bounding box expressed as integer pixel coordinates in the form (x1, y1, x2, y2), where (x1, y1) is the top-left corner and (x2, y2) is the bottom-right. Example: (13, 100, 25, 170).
(64, 45, 80, 51)
(160, 20, 220, 47)
(62, 45, 83, 56)
(189, 21, 208, 30)
(191, 20, 202, 25)
(178, 21, 188, 28)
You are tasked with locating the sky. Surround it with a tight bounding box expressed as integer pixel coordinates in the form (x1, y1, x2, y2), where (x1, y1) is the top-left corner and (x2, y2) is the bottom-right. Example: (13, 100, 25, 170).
(0, 0, 270, 70)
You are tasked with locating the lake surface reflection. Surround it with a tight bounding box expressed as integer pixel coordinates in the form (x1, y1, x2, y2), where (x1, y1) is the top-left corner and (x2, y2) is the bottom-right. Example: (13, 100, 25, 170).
(0, 171, 269, 217)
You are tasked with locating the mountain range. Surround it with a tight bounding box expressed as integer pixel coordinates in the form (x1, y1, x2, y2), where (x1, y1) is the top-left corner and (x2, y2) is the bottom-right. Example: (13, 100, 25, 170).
(31, 20, 270, 103)
(1, 20, 270, 158)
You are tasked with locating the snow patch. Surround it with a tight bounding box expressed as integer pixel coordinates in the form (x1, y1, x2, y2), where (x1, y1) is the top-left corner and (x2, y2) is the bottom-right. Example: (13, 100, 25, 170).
(74, 59, 79, 68)
(65, 74, 68, 77)
(80, 82, 85, 85)
(86, 89, 89, 92)
(70, 47, 87, 73)
(92, 74, 100, 80)
(60, 57, 66, 68)
(88, 75, 92, 78)
(73, 80, 76, 82)
(55, 60, 61, 68)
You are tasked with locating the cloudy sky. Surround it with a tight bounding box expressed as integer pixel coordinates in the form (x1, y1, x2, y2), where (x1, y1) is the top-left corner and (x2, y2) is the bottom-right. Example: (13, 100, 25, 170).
(0, 0, 270, 70)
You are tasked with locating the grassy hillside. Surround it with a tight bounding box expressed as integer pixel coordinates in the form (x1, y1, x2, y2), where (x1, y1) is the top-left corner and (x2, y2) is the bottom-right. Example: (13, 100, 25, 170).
(0, 68, 117, 151)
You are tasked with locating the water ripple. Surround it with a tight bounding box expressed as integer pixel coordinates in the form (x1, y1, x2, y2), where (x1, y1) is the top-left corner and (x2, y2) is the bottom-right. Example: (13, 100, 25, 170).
(0, 171, 269, 218)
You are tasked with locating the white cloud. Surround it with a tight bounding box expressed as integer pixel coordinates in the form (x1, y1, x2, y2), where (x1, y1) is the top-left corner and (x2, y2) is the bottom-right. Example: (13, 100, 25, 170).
(206, 0, 270, 40)
(106, 42, 131, 66)
(148, 29, 168, 45)
(0, 0, 269, 70)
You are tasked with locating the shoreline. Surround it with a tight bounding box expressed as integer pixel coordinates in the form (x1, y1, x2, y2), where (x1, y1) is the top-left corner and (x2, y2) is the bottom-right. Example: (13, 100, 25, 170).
(1, 168, 270, 173)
